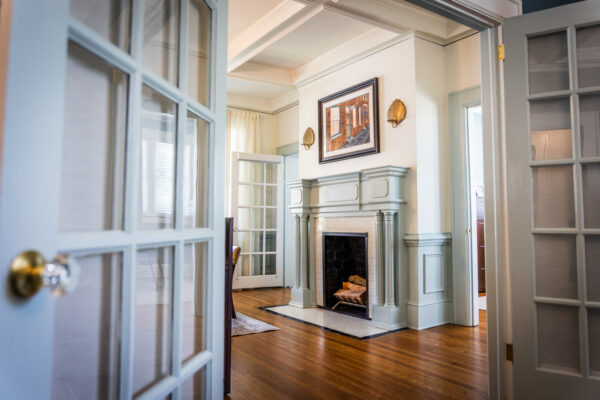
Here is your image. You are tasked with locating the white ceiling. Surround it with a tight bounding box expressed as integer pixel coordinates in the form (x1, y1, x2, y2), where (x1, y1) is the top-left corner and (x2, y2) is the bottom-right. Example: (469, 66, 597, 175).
(251, 9, 375, 70)
(227, 0, 286, 41)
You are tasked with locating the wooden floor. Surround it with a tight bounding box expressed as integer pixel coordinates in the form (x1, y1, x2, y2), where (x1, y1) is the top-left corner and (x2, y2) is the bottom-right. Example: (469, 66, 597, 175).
(228, 288, 487, 400)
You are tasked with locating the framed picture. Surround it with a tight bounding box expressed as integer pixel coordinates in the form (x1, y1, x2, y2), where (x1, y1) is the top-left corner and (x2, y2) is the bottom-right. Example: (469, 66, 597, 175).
(318, 78, 379, 163)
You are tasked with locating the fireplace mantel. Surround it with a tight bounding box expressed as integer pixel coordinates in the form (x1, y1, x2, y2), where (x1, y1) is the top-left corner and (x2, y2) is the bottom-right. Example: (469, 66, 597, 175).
(287, 166, 409, 330)
(288, 166, 409, 214)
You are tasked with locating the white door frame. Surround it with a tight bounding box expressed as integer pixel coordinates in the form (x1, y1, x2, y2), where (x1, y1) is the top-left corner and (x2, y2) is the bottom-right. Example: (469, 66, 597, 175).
(230, 151, 284, 289)
(0, 0, 228, 398)
(480, 26, 511, 400)
(450, 86, 482, 328)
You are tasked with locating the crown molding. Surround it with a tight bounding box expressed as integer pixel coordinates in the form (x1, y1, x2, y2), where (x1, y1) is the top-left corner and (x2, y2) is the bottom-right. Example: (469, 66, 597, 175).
(229, 61, 295, 86)
(294, 29, 412, 87)
(227, 89, 299, 115)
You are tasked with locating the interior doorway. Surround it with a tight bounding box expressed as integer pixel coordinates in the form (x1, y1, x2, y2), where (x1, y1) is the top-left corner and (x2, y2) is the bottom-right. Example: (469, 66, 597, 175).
(450, 86, 486, 326)
(466, 104, 487, 312)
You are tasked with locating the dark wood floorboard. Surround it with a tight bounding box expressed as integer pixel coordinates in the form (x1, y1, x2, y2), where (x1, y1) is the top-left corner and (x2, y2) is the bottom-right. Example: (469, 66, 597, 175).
(228, 288, 487, 400)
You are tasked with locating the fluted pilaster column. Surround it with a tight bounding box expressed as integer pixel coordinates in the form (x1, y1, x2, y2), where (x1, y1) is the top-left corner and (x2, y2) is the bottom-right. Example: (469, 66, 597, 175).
(384, 211, 396, 307)
(299, 214, 309, 289)
(375, 211, 384, 306)
(294, 214, 301, 289)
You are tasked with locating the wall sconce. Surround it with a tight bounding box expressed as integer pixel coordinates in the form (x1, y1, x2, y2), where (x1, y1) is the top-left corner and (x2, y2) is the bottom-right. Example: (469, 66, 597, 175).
(302, 127, 315, 149)
(387, 99, 406, 128)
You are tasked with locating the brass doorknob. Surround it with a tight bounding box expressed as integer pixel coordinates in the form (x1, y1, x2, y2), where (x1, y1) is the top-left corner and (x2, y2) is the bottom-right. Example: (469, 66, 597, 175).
(9, 250, 80, 299)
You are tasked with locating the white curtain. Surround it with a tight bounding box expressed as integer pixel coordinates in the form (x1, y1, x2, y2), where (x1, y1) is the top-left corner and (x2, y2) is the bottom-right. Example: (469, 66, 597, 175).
(226, 109, 259, 215)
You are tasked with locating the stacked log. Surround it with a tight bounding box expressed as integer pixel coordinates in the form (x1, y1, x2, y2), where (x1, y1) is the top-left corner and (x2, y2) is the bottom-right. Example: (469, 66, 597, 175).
(334, 275, 367, 305)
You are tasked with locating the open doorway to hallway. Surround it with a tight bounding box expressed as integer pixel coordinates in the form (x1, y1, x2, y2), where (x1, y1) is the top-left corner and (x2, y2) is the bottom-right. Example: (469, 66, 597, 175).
(466, 104, 487, 314)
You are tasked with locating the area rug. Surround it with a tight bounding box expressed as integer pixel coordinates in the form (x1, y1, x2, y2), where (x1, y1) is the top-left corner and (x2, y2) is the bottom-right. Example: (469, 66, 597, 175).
(232, 313, 279, 337)
(262, 305, 406, 339)
(478, 296, 487, 311)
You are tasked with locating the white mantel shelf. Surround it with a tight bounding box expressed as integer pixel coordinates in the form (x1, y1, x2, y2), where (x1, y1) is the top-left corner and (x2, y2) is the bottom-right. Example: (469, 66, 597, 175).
(287, 166, 409, 214)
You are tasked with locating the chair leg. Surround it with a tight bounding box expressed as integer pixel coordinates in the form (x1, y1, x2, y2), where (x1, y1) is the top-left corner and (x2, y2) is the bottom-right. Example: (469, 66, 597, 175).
(230, 267, 237, 319)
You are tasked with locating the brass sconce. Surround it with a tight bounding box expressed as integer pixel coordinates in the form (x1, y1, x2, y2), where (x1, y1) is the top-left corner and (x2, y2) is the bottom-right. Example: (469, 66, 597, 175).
(387, 99, 406, 128)
(302, 127, 315, 149)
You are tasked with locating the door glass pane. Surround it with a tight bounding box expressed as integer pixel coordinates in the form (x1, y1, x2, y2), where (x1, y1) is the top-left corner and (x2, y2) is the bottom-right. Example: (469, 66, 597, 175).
(188, 0, 211, 105)
(70, 0, 131, 52)
(237, 207, 249, 230)
(589, 309, 600, 377)
(139, 86, 177, 230)
(534, 235, 578, 299)
(181, 366, 207, 400)
(530, 98, 572, 161)
(579, 94, 600, 158)
(266, 186, 277, 206)
(265, 254, 276, 275)
(586, 236, 600, 302)
(238, 255, 249, 276)
(143, 0, 179, 85)
(251, 208, 264, 229)
(251, 231, 263, 252)
(251, 254, 263, 275)
(252, 185, 264, 206)
(134, 247, 174, 396)
(182, 242, 207, 364)
(253, 162, 264, 183)
(582, 164, 600, 228)
(528, 31, 569, 94)
(237, 231, 250, 254)
(52, 253, 122, 400)
(266, 163, 277, 184)
(265, 231, 276, 252)
(537, 303, 580, 373)
(238, 161, 251, 182)
(61, 43, 128, 232)
(238, 184, 250, 206)
(532, 166, 575, 228)
(265, 208, 276, 229)
(577, 25, 600, 88)
(184, 113, 209, 228)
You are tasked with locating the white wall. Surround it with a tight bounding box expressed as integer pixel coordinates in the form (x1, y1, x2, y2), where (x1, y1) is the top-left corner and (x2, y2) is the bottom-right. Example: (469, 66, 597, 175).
(415, 38, 448, 234)
(445, 33, 481, 94)
(297, 37, 419, 231)
(276, 104, 299, 149)
(256, 112, 278, 154)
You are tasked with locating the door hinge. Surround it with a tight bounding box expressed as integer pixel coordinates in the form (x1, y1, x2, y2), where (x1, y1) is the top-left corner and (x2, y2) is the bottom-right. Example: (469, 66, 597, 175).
(506, 343, 513, 362)
(498, 44, 505, 61)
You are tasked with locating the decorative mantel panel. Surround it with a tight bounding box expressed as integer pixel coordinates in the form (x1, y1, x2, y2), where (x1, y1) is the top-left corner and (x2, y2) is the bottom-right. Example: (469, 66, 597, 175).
(288, 166, 409, 330)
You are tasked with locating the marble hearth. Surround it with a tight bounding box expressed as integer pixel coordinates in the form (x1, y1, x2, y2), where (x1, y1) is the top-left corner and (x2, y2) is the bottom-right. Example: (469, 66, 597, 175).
(287, 166, 409, 330)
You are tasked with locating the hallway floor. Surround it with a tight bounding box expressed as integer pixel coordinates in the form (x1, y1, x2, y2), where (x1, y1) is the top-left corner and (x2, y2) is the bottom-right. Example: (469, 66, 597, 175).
(228, 288, 487, 400)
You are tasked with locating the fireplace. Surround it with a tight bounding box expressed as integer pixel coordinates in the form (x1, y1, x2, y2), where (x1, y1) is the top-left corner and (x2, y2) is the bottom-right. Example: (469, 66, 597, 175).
(322, 232, 368, 319)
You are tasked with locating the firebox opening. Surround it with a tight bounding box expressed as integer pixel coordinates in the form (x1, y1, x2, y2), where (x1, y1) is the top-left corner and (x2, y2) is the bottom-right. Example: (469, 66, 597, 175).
(322, 232, 368, 319)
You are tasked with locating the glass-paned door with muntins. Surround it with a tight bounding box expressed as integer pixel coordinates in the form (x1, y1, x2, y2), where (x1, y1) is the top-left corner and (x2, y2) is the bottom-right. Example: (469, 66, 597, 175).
(504, 2, 600, 398)
(0, 0, 226, 399)
(231, 152, 283, 289)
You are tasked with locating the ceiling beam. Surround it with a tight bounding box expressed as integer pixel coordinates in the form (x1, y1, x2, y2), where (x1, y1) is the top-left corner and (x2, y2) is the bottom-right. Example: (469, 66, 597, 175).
(227, 0, 327, 72)
(229, 61, 295, 87)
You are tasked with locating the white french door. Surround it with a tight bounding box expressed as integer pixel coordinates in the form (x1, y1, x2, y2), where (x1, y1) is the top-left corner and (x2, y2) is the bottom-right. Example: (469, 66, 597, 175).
(0, 0, 227, 399)
(230, 152, 283, 289)
(503, 1, 600, 398)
